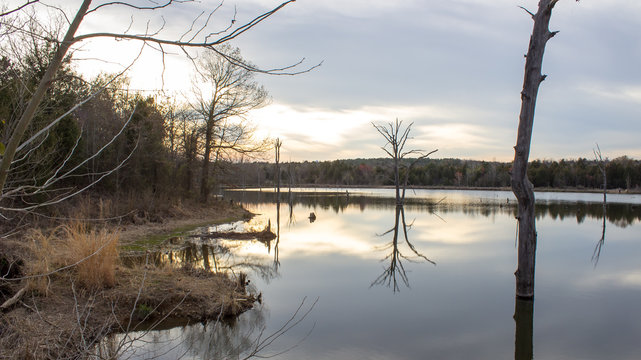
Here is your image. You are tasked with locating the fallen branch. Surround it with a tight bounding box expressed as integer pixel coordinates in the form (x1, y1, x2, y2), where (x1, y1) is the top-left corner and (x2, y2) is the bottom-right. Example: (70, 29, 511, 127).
(0, 286, 26, 311)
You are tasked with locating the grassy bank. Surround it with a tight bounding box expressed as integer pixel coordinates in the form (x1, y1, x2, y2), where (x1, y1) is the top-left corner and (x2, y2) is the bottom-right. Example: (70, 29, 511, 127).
(0, 199, 256, 359)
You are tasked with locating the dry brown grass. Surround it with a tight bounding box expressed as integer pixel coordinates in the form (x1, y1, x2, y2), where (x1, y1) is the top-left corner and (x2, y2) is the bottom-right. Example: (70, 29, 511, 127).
(60, 222, 119, 290)
(25, 222, 119, 292)
(25, 229, 55, 295)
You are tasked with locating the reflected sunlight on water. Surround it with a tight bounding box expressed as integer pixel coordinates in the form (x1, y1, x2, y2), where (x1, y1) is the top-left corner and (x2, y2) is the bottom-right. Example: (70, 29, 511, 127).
(113, 188, 641, 360)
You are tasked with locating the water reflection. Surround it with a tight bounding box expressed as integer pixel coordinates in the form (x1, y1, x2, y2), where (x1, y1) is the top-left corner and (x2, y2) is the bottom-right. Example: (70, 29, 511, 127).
(224, 189, 641, 228)
(100, 304, 268, 359)
(113, 188, 641, 359)
(514, 298, 534, 360)
(592, 201, 608, 266)
(123, 234, 279, 283)
(372, 205, 435, 292)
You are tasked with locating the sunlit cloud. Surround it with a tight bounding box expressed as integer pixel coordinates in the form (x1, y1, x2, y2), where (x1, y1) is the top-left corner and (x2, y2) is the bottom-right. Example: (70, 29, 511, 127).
(418, 123, 495, 148)
(579, 83, 641, 105)
(249, 102, 513, 161)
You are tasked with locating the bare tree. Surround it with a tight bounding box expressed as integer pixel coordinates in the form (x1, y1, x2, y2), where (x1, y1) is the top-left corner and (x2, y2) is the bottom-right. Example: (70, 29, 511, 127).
(0, 0, 311, 215)
(511, 0, 578, 299)
(372, 119, 437, 205)
(191, 45, 270, 201)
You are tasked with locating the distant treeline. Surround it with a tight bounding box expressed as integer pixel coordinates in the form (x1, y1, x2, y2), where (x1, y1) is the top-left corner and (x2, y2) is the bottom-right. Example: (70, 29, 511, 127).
(226, 157, 641, 191)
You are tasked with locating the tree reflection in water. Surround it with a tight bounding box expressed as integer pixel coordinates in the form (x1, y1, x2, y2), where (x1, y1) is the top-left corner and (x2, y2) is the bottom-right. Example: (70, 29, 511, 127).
(592, 199, 608, 267)
(371, 205, 435, 292)
(224, 189, 641, 229)
(514, 297, 534, 360)
(123, 236, 279, 284)
(181, 305, 268, 359)
(105, 296, 317, 360)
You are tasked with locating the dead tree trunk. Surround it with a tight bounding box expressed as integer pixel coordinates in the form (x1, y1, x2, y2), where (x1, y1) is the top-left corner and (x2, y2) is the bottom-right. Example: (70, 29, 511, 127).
(512, 0, 560, 299)
(275, 138, 282, 203)
(200, 118, 214, 202)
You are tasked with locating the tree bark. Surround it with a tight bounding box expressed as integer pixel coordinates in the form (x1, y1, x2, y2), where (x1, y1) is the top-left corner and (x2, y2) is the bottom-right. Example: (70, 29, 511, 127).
(201, 121, 213, 201)
(512, 0, 558, 299)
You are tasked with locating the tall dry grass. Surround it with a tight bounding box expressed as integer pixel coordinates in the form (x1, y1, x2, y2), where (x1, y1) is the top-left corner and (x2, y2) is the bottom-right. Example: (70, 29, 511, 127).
(61, 223, 119, 290)
(26, 223, 119, 292)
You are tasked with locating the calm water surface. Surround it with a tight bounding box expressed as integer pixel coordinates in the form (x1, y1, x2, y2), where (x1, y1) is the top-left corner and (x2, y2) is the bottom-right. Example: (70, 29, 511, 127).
(116, 188, 641, 359)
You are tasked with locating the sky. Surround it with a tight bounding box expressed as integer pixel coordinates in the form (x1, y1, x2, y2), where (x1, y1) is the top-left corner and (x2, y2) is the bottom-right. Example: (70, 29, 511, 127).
(12, 0, 641, 162)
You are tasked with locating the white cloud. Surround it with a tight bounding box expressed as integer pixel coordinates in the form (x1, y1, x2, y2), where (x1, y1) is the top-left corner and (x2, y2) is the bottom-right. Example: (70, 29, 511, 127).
(249, 102, 515, 161)
(579, 83, 641, 105)
(240, 0, 421, 18)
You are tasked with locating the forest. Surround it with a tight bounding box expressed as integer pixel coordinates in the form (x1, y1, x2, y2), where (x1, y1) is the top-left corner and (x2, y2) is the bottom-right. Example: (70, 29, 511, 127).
(0, 37, 271, 218)
(227, 156, 641, 191)
(2, 37, 639, 220)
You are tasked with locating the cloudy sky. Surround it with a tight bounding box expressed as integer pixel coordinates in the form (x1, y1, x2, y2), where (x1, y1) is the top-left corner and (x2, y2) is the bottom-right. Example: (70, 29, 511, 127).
(19, 0, 641, 162)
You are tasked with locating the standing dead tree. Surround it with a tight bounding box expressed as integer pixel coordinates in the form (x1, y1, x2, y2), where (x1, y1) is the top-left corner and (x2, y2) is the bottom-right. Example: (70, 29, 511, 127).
(372, 119, 437, 205)
(275, 138, 282, 200)
(0, 0, 313, 216)
(593, 143, 607, 206)
(512, 0, 579, 299)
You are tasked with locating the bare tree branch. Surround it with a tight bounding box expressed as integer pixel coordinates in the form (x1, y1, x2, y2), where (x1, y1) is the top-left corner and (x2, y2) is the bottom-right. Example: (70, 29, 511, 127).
(0, 1, 40, 18)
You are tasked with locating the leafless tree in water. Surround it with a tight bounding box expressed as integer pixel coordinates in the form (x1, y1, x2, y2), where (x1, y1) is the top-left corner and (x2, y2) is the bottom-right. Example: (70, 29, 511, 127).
(511, 0, 579, 299)
(372, 119, 437, 205)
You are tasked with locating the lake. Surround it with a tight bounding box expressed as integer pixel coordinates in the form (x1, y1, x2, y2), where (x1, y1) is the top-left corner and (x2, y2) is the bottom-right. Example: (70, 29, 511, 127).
(114, 188, 641, 359)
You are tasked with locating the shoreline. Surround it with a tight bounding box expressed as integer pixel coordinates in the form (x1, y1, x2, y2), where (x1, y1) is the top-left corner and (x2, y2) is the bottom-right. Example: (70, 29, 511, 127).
(227, 184, 641, 195)
(0, 200, 257, 359)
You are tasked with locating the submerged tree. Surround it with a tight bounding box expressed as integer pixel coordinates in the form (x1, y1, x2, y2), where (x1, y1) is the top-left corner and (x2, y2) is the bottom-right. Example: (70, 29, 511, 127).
(511, 0, 577, 299)
(372, 119, 437, 292)
(372, 119, 437, 205)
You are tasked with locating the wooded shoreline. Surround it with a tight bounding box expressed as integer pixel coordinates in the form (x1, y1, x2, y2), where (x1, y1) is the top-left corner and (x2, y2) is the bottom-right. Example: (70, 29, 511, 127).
(228, 184, 641, 195)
